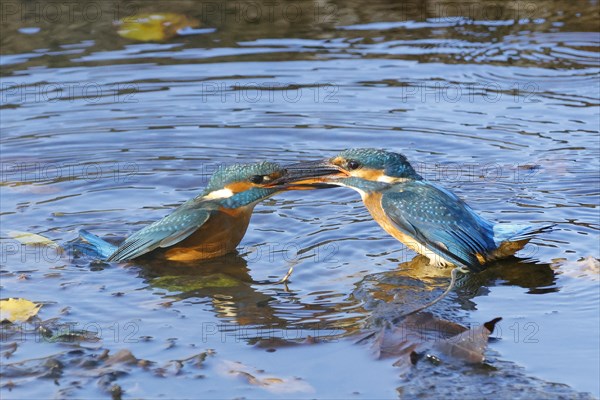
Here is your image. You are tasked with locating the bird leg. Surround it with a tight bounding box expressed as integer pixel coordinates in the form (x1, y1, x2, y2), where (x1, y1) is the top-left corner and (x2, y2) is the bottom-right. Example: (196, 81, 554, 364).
(253, 264, 295, 285)
(393, 267, 464, 323)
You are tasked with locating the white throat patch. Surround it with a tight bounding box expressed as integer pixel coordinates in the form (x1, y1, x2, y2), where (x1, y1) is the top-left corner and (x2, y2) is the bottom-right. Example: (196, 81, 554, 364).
(335, 181, 368, 200)
(203, 188, 234, 199)
(376, 175, 408, 183)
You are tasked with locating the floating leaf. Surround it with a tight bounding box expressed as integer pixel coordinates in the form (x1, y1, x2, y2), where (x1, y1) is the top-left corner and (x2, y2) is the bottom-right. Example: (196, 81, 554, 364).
(363, 312, 467, 361)
(432, 317, 502, 364)
(7, 230, 60, 249)
(358, 313, 501, 369)
(103, 349, 139, 366)
(219, 360, 314, 394)
(115, 13, 200, 42)
(0, 298, 42, 322)
(552, 257, 600, 281)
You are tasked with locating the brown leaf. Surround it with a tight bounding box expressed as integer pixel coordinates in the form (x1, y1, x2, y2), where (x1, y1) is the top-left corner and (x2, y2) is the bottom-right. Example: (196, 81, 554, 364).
(433, 317, 502, 364)
(357, 313, 501, 368)
(103, 349, 139, 367)
(361, 312, 468, 361)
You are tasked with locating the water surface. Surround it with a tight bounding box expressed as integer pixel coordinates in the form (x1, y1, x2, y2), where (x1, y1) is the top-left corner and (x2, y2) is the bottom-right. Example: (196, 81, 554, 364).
(1, 0, 599, 398)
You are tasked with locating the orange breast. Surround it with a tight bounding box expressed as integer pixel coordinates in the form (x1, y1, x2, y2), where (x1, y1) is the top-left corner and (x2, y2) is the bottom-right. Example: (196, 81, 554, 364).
(363, 192, 425, 256)
(163, 206, 253, 262)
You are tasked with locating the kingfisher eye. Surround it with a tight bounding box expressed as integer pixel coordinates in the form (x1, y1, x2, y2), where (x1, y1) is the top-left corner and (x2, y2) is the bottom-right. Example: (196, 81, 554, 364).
(347, 160, 361, 170)
(249, 175, 264, 184)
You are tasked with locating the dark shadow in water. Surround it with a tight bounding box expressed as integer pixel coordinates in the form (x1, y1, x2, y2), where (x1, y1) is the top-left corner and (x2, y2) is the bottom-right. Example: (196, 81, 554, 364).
(454, 256, 559, 309)
(131, 253, 292, 328)
(70, 237, 355, 333)
(67, 242, 592, 398)
(348, 256, 585, 399)
(351, 254, 558, 327)
(72, 234, 558, 335)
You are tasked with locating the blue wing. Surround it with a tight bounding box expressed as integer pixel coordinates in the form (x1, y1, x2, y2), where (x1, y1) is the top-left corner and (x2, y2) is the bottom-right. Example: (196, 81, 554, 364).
(78, 229, 118, 259)
(380, 181, 497, 271)
(107, 199, 212, 262)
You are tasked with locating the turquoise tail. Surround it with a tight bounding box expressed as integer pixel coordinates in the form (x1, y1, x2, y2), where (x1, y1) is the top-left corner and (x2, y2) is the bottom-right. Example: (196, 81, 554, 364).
(491, 223, 555, 258)
(78, 229, 118, 260)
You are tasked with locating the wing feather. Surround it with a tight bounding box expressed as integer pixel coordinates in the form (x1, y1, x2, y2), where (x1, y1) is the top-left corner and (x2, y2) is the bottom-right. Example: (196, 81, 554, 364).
(380, 181, 496, 270)
(107, 199, 212, 262)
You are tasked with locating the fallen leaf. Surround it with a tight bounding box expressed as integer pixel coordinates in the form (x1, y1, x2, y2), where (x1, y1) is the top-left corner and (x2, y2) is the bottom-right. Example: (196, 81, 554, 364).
(361, 312, 468, 361)
(0, 298, 42, 323)
(115, 13, 200, 42)
(357, 313, 501, 368)
(104, 349, 139, 367)
(432, 317, 502, 364)
(7, 230, 60, 249)
(218, 360, 314, 394)
(552, 256, 600, 281)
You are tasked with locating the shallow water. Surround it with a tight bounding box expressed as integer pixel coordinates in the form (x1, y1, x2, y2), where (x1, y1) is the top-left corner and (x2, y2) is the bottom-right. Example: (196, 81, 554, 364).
(1, 0, 599, 398)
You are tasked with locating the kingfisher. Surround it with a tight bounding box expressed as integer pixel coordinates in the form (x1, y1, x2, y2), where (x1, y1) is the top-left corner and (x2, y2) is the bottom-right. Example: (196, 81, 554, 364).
(79, 161, 336, 263)
(273, 148, 552, 272)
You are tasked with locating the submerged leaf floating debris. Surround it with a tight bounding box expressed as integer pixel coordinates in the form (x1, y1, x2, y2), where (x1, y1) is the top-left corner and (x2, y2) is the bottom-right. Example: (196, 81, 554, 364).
(7, 230, 61, 249)
(432, 317, 502, 364)
(361, 313, 502, 368)
(552, 257, 600, 281)
(219, 360, 314, 394)
(0, 298, 42, 323)
(115, 13, 201, 42)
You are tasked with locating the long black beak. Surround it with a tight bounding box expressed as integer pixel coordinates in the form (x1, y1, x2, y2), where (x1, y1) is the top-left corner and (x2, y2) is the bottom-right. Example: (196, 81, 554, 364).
(268, 159, 347, 189)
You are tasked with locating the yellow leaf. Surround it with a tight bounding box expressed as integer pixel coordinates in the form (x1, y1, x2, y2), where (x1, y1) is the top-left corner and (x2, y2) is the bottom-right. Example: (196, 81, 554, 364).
(7, 230, 60, 249)
(115, 13, 200, 42)
(0, 298, 42, 323)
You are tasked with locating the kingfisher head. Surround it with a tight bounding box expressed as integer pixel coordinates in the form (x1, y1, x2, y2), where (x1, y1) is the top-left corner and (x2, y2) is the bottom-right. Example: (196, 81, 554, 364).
(201, 161, 333, 208)
(201, 161, 285, 207)
(329, 149, 421, 182)
(272, 149, 422, 192)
